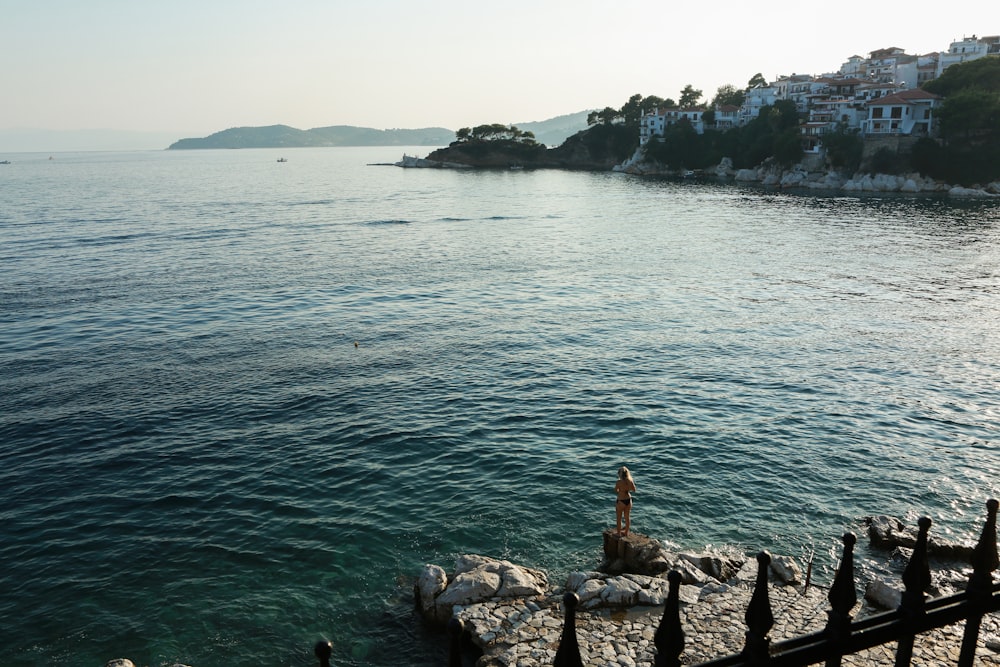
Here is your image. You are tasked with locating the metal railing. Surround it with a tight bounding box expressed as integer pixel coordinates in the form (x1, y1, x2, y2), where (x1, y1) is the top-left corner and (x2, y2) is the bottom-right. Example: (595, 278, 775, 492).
(315, 499, 998, 666)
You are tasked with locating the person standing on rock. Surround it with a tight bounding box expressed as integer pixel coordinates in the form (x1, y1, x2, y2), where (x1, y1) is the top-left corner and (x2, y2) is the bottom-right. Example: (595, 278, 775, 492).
(614, 466, 636, 536)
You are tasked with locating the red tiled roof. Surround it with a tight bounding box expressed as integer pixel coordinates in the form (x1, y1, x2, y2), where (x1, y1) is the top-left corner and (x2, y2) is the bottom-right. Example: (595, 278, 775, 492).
(866, 89, 942, 105)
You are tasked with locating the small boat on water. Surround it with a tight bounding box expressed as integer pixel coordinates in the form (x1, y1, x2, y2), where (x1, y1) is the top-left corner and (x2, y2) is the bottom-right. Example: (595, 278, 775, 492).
(277, 157, 288, 163)
(0, 160, 11, 165)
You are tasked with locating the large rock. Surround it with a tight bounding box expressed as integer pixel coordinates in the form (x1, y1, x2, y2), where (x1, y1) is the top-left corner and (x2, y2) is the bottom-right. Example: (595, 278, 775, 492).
(601, 531, 672, 576)
(678, 552, 743, 583)
(865, 577, 902, 609)
(770, 555, 803, 585)
(418, 555, 548, 624)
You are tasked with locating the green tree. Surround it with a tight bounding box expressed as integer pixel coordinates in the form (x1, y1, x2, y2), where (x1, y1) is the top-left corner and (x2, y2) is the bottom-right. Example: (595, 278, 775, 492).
(711, 84, 745, 108)
(747, 73, 768, 89)
(923, 55, 1000, 96)
(678, 84, 703, 109)
(820, 125, 863, 173)
(934, 87, 1000, 142)
(588, 106, 621, 126)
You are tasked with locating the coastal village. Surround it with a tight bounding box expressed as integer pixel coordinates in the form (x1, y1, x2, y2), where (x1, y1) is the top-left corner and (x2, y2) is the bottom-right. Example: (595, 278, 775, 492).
(636, 35, 999, 146)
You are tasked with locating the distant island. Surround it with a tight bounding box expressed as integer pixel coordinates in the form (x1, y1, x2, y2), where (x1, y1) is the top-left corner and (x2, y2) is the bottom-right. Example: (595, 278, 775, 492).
(166, 112, 592, 150)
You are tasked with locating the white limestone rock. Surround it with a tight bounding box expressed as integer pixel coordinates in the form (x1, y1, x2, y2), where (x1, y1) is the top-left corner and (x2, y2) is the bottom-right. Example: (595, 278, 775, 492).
(436, 569, 502, 607)
(769, 555, 802, 585)
(601, 575, 643, 606)
(417, 564, 448, 614)
(735, 168, 759, 181)
(106, 661, 135, 667)
(497, 562, 546, 597)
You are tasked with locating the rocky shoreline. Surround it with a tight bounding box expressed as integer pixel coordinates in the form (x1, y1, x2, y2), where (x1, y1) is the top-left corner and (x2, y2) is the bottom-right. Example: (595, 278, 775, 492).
(617, 155, 1000, 198)
(400, 144, 1000, 198)
(413, 516, 999, 667)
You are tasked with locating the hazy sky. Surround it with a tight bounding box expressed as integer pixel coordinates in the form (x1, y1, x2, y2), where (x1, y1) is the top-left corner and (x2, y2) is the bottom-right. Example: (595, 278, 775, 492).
(1, 0, 994, 137)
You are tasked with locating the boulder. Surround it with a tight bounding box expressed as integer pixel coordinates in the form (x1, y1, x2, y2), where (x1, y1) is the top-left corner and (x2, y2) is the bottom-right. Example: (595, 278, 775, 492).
(601, 531, 672, 576)
(601, 575, 643, 606)
(770, 555, 803, 585)
(865, 578, 902, 610)
(679, 552, 743, 583)
(106, 661, 135, 667)
(735, 168, 759, 182)
(416, 564, 448, 613)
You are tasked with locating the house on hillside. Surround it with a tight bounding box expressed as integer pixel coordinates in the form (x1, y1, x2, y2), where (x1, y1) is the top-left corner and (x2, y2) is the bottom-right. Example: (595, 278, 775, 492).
(639, 108, 707, 144)
(936, 35, 1000, 77)
(861, 89, 942, 136)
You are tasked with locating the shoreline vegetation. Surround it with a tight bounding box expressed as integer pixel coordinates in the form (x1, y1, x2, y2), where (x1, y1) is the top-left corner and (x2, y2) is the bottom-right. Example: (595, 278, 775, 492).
(411, 57, 1000, 196)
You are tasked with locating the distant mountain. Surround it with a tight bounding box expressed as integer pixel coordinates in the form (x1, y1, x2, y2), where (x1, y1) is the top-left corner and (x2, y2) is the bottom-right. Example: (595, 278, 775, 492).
(168, 124, 454, 149)
(167, 112, 595, 151)
(513, 110, 594, 148)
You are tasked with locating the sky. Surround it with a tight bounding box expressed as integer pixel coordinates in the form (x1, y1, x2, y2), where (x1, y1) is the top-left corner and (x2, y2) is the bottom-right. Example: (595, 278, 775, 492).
(1, 0, 995, 146)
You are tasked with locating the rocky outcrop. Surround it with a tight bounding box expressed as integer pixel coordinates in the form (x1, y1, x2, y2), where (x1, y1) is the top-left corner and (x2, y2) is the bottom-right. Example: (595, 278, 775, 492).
(863, 515, 976, 560)
(416, 555, 548, 624)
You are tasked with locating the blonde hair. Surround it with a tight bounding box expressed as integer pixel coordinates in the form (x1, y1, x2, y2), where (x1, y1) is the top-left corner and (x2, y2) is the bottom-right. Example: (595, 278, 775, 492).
(618, 466, 632, 481)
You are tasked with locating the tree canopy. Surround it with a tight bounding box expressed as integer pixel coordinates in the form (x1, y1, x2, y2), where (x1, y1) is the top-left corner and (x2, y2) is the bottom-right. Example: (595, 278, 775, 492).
(455, 124, 537, 145)
(678, 84, 704, 109)
(711, 84, 745, 108)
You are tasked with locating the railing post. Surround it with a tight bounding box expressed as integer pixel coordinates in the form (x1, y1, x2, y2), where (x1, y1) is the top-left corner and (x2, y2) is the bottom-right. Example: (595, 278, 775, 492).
(894, 516, 931, 667)
(654, 570, 684, 667)
(958, 498, 999, 667)
(741, 551, 774, 664)
(553, 591, 584, 667)
(448, 617, 465, 667)
(314, 640, 332, 667)
(824, 532, 857, 667)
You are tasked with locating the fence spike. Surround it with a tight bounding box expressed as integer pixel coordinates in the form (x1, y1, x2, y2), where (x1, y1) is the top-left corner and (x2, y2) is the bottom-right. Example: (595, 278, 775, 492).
(958, 498, 999, 667)
(823, 532, 857, 667)
(654, 570, 684, 667)
(895, 516, 931, 666)
(554, 591, 584, 667)
(314, 640, 332, 667)
(741, 550, 774, 663)
(447, 617, 464, 667)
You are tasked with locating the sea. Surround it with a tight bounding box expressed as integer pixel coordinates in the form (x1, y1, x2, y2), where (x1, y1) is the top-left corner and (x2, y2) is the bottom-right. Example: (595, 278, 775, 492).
(1, 147, 998, 667)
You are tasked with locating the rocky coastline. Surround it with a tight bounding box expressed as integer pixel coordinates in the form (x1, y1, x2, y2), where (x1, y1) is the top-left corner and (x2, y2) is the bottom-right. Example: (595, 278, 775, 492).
(617, 155, 1000, 198)
(400, 143, 1000, 198)
(412, 516, 999, 667)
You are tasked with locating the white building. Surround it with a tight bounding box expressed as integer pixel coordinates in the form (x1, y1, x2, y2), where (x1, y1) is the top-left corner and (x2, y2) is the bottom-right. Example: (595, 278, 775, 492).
(639, 108, 707, 144)
(861, 89, 942, 136)
(936, 35, 1000, 77)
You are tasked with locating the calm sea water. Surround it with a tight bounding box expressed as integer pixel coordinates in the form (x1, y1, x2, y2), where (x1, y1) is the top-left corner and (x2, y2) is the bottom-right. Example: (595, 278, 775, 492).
(1, 147, 998, 666)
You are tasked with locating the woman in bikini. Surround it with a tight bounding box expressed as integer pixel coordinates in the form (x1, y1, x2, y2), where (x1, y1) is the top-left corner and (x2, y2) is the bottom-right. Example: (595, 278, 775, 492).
(614, 466, 636, 536)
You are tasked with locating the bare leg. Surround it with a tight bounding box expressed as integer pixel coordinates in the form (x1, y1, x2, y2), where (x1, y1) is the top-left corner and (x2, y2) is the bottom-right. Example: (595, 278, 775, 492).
(615, 503, 623, 535)
(623, 505, 631, 536)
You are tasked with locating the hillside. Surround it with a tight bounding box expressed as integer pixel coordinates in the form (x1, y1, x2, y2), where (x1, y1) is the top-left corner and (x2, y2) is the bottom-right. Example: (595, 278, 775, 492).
(168, 124, 454, 149)
(166, 112, 594, 151)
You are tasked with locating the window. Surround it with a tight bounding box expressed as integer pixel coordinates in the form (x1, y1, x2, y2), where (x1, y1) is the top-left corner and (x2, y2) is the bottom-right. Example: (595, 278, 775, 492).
(891, 107, 902, 119)
(872, 108, 884, 119)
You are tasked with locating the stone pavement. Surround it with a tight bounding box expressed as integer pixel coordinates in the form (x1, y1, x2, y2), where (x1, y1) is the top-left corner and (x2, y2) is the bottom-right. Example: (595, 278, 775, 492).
(457, 582, 1000, 666)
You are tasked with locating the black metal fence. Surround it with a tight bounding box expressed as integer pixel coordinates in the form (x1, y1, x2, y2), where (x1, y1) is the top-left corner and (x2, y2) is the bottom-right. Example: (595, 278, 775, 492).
(317, 499, 999, 666)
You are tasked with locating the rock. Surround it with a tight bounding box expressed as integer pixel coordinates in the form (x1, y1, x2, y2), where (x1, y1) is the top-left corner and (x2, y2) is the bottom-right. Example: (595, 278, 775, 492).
(106, 661, 135, 667)
(455, 554, 496, 575)
(416, 564, 448, 617)
(672, 557, 712, 585)
(949, 185, 992, 197)
(601, 576, 643, 606)
(735, 168, 759, 181)
(865, 577, 902, 609)
(678, 584, 701, 604)
(679, 552, 742, 583)
(601, 531, 673, 576)
(576, 578, 606, 604)
(866, 515, 905, 548)
(770, 555, 802, 585)
(497, 561, 547, 597)
(439, 570, 502, 604)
